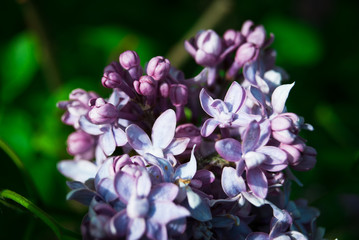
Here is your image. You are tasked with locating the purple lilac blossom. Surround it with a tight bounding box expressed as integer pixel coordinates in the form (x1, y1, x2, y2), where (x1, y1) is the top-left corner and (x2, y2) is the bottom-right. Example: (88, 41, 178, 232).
(199, 81, 258, 137)
(126, 109, 190, 159)
(215, 120, 287, 198)
(57, 20, 324, 240)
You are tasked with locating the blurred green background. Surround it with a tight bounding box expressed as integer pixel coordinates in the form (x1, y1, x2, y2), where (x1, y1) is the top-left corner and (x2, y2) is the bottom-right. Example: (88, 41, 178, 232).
(1, 0, 358, 239)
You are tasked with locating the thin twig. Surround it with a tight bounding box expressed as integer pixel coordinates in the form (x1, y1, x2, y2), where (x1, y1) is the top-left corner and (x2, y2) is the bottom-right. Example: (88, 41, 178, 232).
(17, 0, 62, 91)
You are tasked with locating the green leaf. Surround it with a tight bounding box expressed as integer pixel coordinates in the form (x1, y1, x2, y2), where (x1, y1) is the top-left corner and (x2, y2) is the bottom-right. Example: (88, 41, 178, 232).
(0, 31, 39, 102)
(264, 16, 323, 66)
(0, 139, 39, 202)
(0, 189, 81, 240)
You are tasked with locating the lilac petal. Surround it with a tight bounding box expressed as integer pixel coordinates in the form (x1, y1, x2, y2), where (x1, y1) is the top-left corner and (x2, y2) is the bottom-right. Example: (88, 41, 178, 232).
(79, 116, 104, 135)
(146, 221, 167, 240)
(95, 145, 107, 165)
(95, 157, 115, 186)
(112, 126, 127, 146)
(261, 163, 287, 172)
(250, 85, 266, 108)
(57, 160, 98, 182)
(174, 146, 197, 180)
(166, 217, 187, 237)
(99, 128, 116, 156)
(256, 119, 271, 148)
(114, 172, 136, 204)
(236, 160, 246, 177)
(108, 89, 129, 110)
(244, 151, 266, 169)
(97, 178, 117, 202)
(221, 167, 246, 198)
(149, 201, 190, 225)
(186, 188, 212, 221)
(193, 169, 215, 185)
(211, 99, 229, 113)
(246, 232, 270, 240)
(110, 210, 129, 237)
(272, 130, 296, 144)
(241, 192, 266, 207)
(152, 109, 176, 149)
(215, 138, 242, 162)
(66, 181, 86, 190)
(247, 167, 268, 198)
(232, 112, 259, 127)
(149, 183, 179, 202)
(145, 153, 173, 182)
(199, 88, 217, 117)
(242, 120, 260, 154)
(271, 82, 295, 114)
(164, 137, 190, 156)
(224, 81, 246, 113)
(126, 124, 153, 152)
(243, 62, 257, 84)
(201, 118, 220, 137)
(184, 40, 197, 57)
(66, 188, 97, 206)
(257, 146, 287, 165)
(128, 218, 146, 240)
(287, 231, 307, 240)
(136, 169, 152, 198)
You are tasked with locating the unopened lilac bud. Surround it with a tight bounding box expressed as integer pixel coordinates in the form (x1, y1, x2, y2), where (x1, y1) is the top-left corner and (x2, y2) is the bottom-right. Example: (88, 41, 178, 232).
(272, 114, 300, 144)
(146, 56, 171, 81)
(88, 98, 119, 124)
(195, 30, 222, 67)
(223, 29, 244, 47)
(234, 42, 257, 67)
(280, 143, 301, 166)
(175, 123, 201, 147)
(170, 84, 188, 106)
(295, 146, 317, 171)
(133, 75, 156, 96)
(120, 50, 142, 81)
(101, 71, 124, 89)
(159, 82, 170, 98)
(67, 130, 95, 156)
(241, 20, 254, 37)
(247, 25, 266, 47)
(119, 50, 140, 70)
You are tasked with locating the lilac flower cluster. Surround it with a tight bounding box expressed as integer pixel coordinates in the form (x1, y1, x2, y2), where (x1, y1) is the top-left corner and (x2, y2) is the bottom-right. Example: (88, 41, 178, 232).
(57, 20, 324, 240)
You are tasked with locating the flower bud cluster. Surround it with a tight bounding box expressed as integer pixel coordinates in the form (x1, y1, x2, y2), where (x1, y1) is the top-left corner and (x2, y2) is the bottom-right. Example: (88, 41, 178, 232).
(57, 20, 324, 240)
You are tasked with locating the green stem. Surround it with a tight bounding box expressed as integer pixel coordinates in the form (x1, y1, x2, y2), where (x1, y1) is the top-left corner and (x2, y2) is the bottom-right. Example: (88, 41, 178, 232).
(0, 189, 81, 240)
(0, 139, 40, 202)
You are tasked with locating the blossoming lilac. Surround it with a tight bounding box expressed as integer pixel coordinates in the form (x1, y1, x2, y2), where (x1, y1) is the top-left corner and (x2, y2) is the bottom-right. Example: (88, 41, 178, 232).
(57, 19, 323, 240)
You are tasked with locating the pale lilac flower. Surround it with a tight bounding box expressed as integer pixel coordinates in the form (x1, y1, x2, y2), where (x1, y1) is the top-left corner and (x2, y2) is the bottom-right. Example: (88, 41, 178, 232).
(88, 98, 119, 124)
(57, 159, 99, 183)
(185, 29, 240, 86)
(246, 209, 307, 240)
(110, 165, 190, 240)
(79, 91, 129, 156)
(144, 146, 213, 222)
(199, 81, 256, 137)
(126, 109, 190, 159)
(57, 88, 98, 129)
(215, 120, 287, 198)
